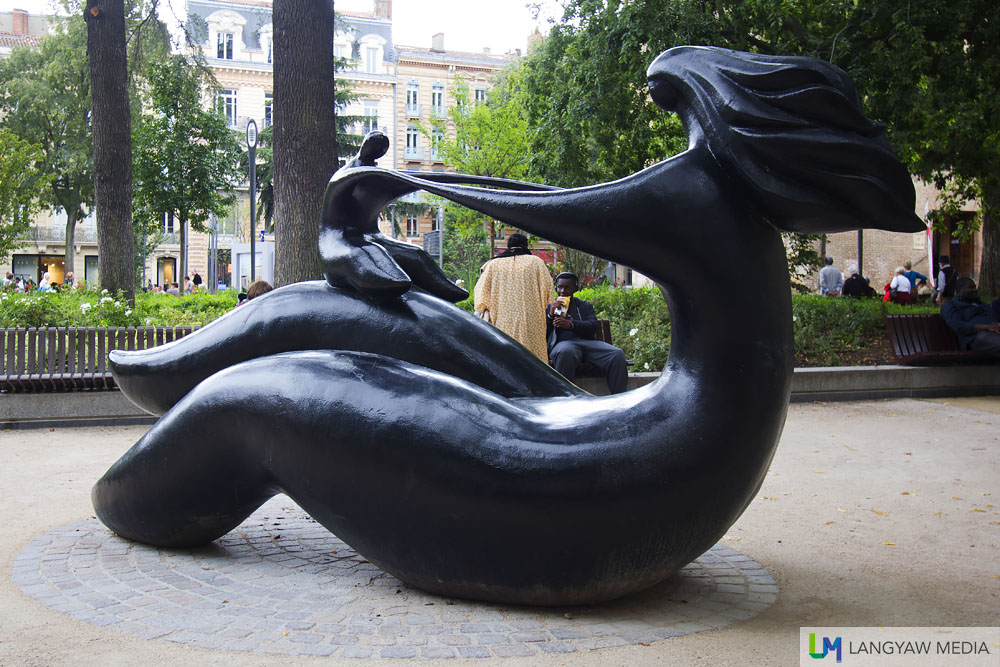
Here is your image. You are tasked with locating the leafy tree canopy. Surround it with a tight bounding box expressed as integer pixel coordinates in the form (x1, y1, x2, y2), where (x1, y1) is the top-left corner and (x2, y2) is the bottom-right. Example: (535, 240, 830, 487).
(0, 130, 52, 258)
(518, 0, 998, 289)
(132, 55, 242, 234)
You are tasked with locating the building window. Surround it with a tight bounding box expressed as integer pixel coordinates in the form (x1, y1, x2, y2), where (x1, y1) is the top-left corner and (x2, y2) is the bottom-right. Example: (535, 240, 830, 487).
(334, 43, 348, 60)
(475, 86, 487, 104)
(406, 216, 419, 238)
(405, 125, 421, 159)
(493, 224, 505, 240)
(266, 38, 272, 63)
(217, 89, 237, 126)
(362, 100, 379, 133)
(364, 46, 379, 73)
(217, 32, 234, 59)
(431, 83, 444, 116)
(264, 93, 273, 127)
(164, 212, 174, 234)
(431, 127, 444, 161)
(406, 82, 420, 116)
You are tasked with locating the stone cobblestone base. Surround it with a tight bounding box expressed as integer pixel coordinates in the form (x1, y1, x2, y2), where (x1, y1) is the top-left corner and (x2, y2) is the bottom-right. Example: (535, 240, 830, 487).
(12, 496, 777, 658)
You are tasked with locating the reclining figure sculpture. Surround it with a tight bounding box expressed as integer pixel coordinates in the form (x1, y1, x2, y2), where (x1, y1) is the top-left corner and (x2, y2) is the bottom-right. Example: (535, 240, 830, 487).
(96, 46, 923, 605)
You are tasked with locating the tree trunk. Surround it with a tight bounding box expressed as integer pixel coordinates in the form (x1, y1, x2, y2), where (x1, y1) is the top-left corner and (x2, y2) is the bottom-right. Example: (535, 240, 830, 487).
(272, 0, 335, 286)
(85, 0, 134, 302)
(63, 209, 79, 277)
(979, 185, 999, 298)
(179, 215, 187, 290)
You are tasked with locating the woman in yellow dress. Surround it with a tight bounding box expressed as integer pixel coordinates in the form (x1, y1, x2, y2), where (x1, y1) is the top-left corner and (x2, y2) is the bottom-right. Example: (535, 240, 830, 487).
(474, 233, 553, 362)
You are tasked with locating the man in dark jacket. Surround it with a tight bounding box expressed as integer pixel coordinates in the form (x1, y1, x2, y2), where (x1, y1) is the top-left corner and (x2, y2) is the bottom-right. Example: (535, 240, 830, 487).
(546, 272, 629, 393)
(940, 277, 1000, 357)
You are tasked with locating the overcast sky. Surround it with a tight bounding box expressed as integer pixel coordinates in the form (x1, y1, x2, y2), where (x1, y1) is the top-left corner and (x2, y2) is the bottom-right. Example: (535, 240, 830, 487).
(2, 0, 563, 55)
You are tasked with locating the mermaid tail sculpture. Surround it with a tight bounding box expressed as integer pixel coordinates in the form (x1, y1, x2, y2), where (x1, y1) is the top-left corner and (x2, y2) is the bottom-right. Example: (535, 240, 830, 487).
(95, 47, 923, 605)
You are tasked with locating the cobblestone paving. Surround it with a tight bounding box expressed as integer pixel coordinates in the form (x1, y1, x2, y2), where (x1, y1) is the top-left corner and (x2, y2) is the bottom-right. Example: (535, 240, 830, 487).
(12, 496, 778, 658)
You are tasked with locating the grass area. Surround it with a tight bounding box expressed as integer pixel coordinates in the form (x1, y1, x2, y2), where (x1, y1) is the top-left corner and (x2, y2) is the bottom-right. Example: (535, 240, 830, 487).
(3, 285, 947, 368)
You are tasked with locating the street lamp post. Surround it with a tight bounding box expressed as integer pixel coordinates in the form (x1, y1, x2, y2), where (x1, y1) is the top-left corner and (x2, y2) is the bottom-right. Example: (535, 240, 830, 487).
(246, 119, 258, 284)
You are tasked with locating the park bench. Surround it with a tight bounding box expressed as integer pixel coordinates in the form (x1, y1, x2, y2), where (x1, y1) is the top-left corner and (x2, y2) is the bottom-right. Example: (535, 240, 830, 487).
(1, 326, 199, 392)
(885, 313, 996, 365)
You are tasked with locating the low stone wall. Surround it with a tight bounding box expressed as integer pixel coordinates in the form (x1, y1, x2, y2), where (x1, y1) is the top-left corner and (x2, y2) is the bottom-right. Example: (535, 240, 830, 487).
(2, 365, 997, 428)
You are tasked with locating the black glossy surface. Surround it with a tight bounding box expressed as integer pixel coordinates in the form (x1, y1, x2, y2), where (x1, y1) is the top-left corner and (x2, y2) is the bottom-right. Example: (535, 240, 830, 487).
(95, 47, 923, 605)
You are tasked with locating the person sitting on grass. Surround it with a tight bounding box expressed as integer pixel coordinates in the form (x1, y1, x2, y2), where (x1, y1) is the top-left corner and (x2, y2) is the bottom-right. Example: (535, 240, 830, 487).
(940, 277, 1000, 358)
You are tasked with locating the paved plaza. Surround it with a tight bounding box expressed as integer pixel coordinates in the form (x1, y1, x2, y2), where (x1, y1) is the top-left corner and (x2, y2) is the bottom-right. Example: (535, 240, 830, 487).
(1, 397, 997, 665)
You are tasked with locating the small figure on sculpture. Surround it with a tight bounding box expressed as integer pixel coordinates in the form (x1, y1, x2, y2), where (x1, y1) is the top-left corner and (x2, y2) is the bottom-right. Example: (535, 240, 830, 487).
(940, 278, 1000, 358)
(546, 272, 628, 394)
(473, 232, 552, 362)
(819, 257, 842, 296)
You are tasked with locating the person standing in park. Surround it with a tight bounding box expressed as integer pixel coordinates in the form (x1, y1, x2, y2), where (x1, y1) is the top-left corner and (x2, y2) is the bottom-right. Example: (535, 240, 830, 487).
(935, 255, 957, 304)
(474, 232, 552, 362)
(819, 257, 842, 296)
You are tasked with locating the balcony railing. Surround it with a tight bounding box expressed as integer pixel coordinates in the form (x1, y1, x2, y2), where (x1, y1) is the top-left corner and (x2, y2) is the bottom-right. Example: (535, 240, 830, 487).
(404, 146, 424, 160)
(25, 226, 99, 244)
(405, 103, 422, 117)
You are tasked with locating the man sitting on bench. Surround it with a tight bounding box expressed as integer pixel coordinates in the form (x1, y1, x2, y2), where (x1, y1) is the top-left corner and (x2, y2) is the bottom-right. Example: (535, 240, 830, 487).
(546, 272, 629, 394)
(940, 277, 1000, 358)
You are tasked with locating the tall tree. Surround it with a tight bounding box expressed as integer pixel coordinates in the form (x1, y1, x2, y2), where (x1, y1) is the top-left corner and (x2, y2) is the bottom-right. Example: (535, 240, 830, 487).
(839, 0, 1000, 295)
(272, 0, 336, 286)
(132, 56, 241, 286)
(0, 130, 51, 259)
(85, 0, 134, 301)
(0, 20, 93, 280)
(431, 72, 534, 261)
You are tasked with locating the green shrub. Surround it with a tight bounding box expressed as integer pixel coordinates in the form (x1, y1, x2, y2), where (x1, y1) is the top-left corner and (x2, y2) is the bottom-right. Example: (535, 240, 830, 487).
(0, 287, 238, 328)
(576, 285, 671, 371)
(791, 295, 937, 365)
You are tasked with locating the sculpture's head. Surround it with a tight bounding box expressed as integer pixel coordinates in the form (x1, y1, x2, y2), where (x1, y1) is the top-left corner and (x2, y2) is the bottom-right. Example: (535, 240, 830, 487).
(647, 46, 924, 235)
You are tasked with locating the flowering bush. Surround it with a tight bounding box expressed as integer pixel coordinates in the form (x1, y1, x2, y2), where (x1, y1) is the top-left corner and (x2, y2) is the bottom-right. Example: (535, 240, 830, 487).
(0, 287, 237, 328)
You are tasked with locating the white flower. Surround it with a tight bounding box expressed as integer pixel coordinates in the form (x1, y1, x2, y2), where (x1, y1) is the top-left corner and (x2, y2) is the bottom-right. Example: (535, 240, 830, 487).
(80, 303, 92, 313)
(100, 296, 113, 305)
(643, 362, 650, 370)
(101, 288, 109, 295)
(792, 315, 797, 322)
(629, 327, 639, 337)
(125, 309, 132, 316)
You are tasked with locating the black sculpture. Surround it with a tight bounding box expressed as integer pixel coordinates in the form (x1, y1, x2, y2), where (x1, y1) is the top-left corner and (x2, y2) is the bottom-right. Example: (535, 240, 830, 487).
(96, 46, 922, 605)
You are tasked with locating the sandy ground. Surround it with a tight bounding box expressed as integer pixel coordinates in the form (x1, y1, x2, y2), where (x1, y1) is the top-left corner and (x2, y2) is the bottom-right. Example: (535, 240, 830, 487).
(1, 397, 997, 666)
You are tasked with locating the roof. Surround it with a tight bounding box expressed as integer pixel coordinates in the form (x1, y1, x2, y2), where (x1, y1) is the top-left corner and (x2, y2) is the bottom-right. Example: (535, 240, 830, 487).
(0, 32, 42, 50)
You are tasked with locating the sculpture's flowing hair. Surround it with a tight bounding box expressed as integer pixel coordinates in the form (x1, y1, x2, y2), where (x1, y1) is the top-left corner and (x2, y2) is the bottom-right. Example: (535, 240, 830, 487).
(648, 46, 921, 234)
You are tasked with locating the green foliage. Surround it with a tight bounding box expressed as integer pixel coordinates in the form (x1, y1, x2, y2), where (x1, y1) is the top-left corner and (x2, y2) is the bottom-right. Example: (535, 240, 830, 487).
(0, 14, 93, 256)
(558, 247, 608, 286)
(429, 73, 532, 180)
(0, 287, 237, 328)
(0, 130, 51, 257)
(132, 55, 242, 235)
(792, 294, 938, 365)
(441, 203, 490, 290)
(575, 285, 671, 372)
